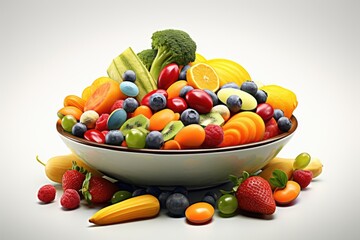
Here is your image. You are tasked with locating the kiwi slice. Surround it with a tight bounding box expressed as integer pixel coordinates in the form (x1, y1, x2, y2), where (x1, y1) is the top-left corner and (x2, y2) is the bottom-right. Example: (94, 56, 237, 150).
(199, 112, 225, 127)
(161, 120, 184, 142)
(120, 114, 150, 136)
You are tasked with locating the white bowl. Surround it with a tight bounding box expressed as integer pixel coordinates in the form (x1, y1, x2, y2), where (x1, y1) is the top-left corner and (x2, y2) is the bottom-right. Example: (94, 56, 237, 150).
(57, 116, 297, 189)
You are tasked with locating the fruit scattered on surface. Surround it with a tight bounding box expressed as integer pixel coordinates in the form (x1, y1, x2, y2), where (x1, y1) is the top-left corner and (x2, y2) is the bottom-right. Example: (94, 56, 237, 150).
(37, 184, 56, 203)
(60, 189, 81, 210)
(185, 202, 214, 224)
(292, 170, 313, 189)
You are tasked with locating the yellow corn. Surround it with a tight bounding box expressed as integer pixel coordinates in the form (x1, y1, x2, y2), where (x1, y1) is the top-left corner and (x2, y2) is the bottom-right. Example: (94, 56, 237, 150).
(89, 194, 160, 225)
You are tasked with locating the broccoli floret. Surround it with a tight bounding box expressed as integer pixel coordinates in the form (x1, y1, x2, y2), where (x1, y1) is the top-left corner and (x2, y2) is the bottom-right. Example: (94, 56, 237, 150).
(137, 49, 157, 70)
(150, 29, 197, 80)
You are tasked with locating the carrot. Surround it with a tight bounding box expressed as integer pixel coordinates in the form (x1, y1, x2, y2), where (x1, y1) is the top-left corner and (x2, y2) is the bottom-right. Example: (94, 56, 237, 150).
(218, 129, 241, 147)
(57, 106, 83, 120)
(223, 121, 249, 145)
(84, 80, 122, 115)
(174, 124, 205, 148)
(162, 140, 181, 150)
(228, 112, 265, 142)
(133, 105, 153, 119)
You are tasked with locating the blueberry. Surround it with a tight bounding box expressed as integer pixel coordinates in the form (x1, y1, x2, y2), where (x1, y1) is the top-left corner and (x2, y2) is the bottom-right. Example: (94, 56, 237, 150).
(105, 130, 124, 145)
(273, 109, 284, 121)
(277, 116, 292, 132)
(146, 186, 162, 198)
(254, 90, 268, 104)
(149, 93, 167, 111)
(122, 70, 136, 82)
(240, 80, 258, 96)
(202, 195, 216, 208)
(72, 122, 87, 137)
(114, 181, 134, 193)
(204, 89, 219, 106)
(220, 82, 240, 90)
(180, 108, 200, 125)
(158, 191, 172, 209)
(204, 191, 219, 200)
(132, 188, 147, 197)
(166, 193, 190, 217)
(122, 97, 139, 113)
(179, 86, 194, 98)
(145, 131, 164, 149)
(172, 186, 188, 196)
(226, 95, 242, 113)
(178, 65, 190, 80)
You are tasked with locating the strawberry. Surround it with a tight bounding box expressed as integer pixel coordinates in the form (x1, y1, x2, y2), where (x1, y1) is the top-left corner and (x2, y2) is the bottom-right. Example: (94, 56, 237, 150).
(263, 118, 280, 140)
(62, 161, 87, 192)
(235, 173, 276, 215)
(81, 173, 119, 204)
(292, 170, 313, 189)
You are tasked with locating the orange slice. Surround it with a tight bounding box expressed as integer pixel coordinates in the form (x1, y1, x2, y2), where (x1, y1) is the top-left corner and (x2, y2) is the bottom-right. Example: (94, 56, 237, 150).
(186, 63, 220, 92)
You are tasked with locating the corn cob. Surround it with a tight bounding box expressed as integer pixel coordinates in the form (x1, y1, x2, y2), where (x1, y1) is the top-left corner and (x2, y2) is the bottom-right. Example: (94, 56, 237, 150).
(89, 194, 160, 225)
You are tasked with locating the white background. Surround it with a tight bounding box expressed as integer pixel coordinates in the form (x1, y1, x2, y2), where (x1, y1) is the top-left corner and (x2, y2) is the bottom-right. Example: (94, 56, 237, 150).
(1, 0, 360, 239)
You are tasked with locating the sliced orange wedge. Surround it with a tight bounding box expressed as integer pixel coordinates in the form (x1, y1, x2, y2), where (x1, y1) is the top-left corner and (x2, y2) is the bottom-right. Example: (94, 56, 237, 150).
(186, 63, 220, 92)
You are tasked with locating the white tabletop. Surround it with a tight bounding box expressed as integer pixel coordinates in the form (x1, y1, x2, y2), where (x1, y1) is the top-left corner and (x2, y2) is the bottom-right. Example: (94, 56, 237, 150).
(1, 0, 359, 239)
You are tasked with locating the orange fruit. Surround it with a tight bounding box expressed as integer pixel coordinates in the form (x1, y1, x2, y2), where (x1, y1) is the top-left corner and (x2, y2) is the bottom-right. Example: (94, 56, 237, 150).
(260, 85, 298, 118)
(186, 63, 220, 92)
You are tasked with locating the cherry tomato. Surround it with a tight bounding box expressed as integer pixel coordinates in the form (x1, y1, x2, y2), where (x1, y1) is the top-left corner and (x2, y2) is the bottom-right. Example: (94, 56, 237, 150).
(256, 103, 274, 122)
(140, 89, 168, 107)
(84, 129, 106, 143)
(157, 63, 179, 90)
(166, 97, 188, 113)
(185, 89, 213, 114)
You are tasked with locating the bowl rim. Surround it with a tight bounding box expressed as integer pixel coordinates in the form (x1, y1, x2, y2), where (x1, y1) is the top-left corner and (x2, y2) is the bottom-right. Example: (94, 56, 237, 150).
(57, 115, 298, 155)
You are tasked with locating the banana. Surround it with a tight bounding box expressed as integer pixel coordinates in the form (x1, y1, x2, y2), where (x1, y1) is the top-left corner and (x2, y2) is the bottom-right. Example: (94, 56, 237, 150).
(259, 157, 295, 190)
(303, 157, 323, 178)
(89, 194, 160, 225)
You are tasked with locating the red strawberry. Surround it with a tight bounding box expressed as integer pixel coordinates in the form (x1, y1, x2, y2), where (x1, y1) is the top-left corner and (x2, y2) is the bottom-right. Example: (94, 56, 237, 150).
(292, 170, 313, 189)
(82, 173, 119, 204)
(263, 118, 280, 140)
(62, 161, 86, 192)
(236, 175, 276, 215)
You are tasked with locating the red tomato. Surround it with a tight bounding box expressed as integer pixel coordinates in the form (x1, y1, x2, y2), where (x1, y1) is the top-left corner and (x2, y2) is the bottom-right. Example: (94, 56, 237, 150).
(185, 89, 213, 114)
(84, 129, 106, 143)
(167, 97, 188, 113)
(140, 89, 168, 107)
(157, 63, 179, 90)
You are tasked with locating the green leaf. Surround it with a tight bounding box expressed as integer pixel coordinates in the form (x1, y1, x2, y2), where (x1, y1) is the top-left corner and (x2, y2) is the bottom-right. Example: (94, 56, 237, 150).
(269, 169, 288, 188)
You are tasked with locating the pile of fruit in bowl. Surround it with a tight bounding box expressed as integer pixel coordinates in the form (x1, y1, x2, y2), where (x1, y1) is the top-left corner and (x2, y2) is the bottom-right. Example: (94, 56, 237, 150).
(37, 29, 323, 225)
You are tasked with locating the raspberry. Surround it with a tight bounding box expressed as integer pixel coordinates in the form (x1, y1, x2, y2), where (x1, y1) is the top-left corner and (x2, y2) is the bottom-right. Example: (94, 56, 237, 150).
(202, 124, 224, 147)
(37, 184, 56, 203)
(292, 170, 313, 189)
(110, 100, 124, 112)
(60, 189, 81, 210)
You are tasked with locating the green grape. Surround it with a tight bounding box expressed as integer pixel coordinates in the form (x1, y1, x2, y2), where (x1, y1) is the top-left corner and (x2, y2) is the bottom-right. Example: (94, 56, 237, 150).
(125, 129, 146, 149)
(111, 190, 132, 204)
(61, 115, 77, 132)
(217, 194, 238, 215)
(293, 152, 311, 170)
